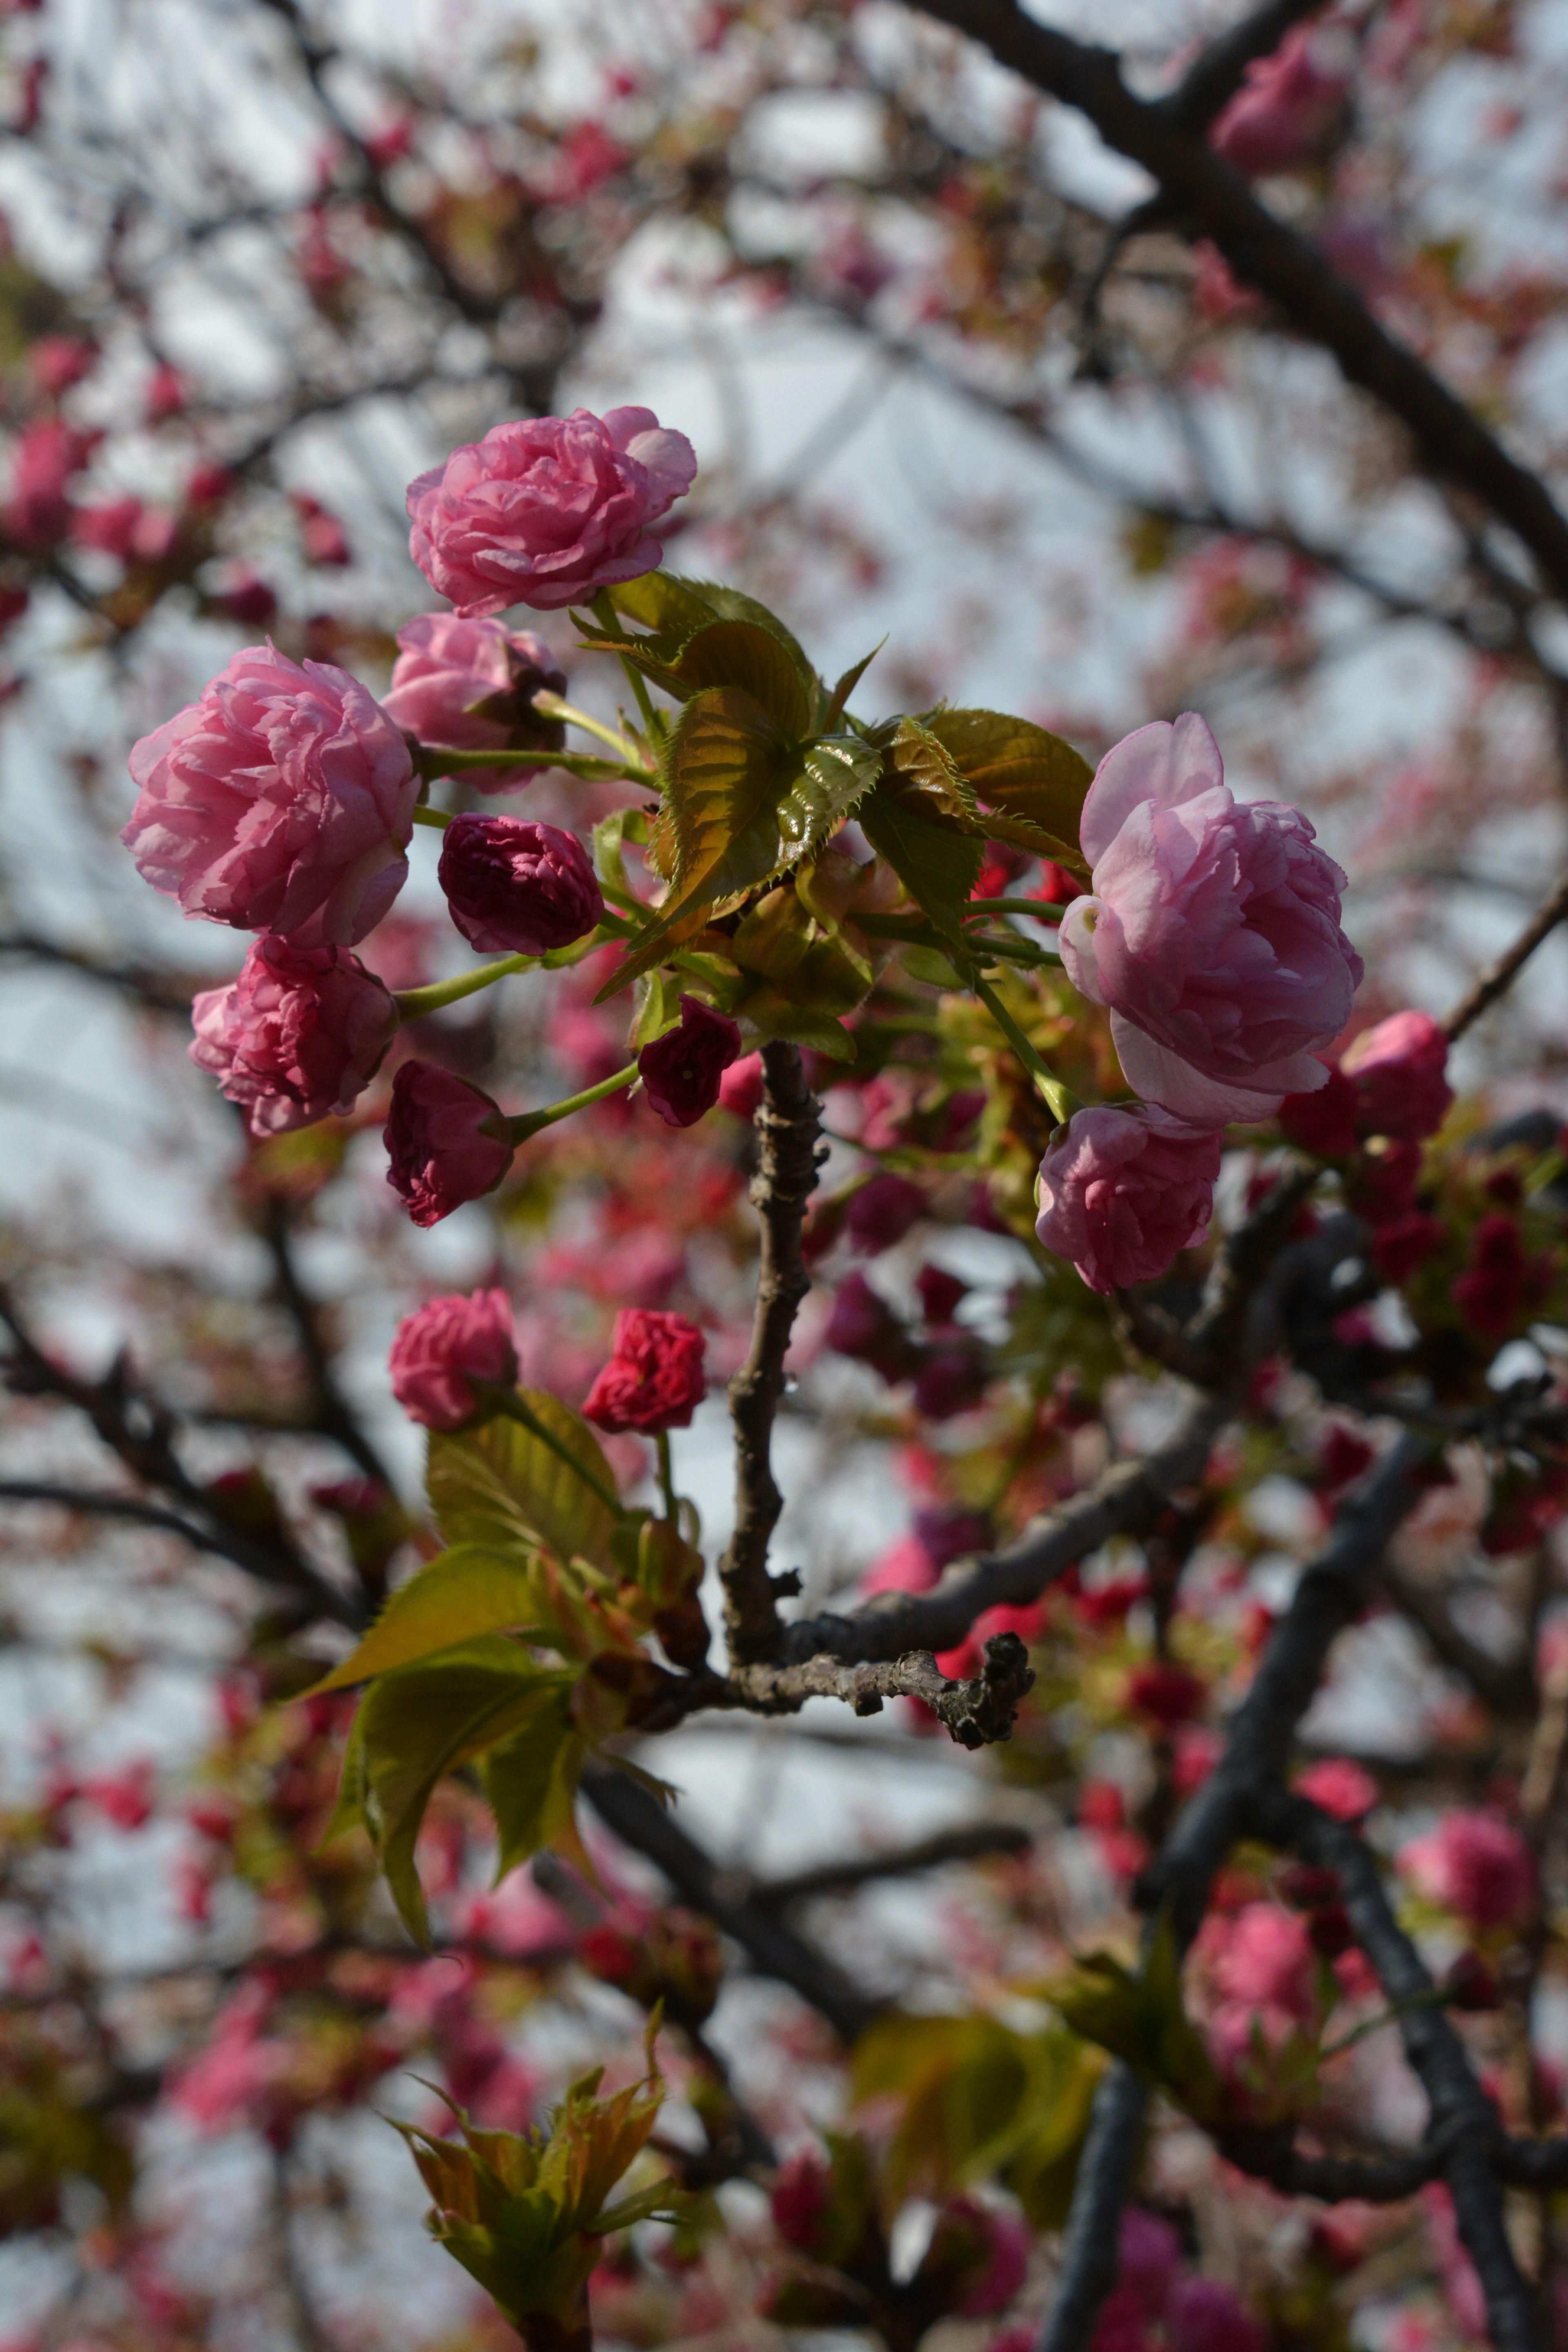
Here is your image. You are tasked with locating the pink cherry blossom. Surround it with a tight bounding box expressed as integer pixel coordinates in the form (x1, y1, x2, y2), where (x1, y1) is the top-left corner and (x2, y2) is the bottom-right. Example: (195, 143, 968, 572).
(1399, 1809, 1535, 1926)
(123, 645, 418, 947)
(381, 613, 568, 793)
(1211, 24, 1351, 178)
(189, 935, 397, 1136)
(1034, 1104, 1222, 1294)
(1340, 1009, 1453, 1141)
(1212, 1902, 1317, 2023)
(1165, 2277, 1267, 2352)
(388, 1288, 519, 1430)
(1058, 715, 1362, 1125)
(405, 405, 697, 616)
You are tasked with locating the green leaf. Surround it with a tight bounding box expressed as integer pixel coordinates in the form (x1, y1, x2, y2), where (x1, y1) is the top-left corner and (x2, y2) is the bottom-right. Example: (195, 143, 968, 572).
(597, 697, 878, 996)
(1046, 1916, 1220, 2120)
(739, 990, 857, 1060)
(479, 1683, 585, 1881)
(312, 1546, 545, 1692)
(606, 573, 816, 701)
(884, 715, 981, 830)
(428, 1397, 620, 1576)
(919, 707, 1093, 872)
(822, 641, 883, 731)
(859, 780, 982, 942)
(351, 1639, 573, 1942)
(670, 619, 813, 736)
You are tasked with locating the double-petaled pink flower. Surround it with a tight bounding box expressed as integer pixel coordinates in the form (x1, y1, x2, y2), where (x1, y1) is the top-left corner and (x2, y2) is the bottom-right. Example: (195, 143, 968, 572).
(123, 645, 418, 948)
(406, 405, 697, 617)
(190, 936, 397, 1136)
(1034, 1105, 1222, 1294)
(1060, 714, 1362, 1125)
(388, 1289, 519, 1431)
(381, 613, 568, 793)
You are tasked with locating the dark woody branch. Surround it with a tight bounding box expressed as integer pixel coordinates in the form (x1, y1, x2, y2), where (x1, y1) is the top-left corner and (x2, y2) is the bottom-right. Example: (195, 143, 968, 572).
(1040, 1437, 1427, 2352)
(731, 1629, 1036, 1748)
(747, 1819, 1032, 1908)
(579, 1756, 884, 2044)
(905, 0, 1568, 605)
(1259, 1791, 1541, 2352)
(772, 1391, 1227, 1668)
(718, 1042, 824, 1666)
(1442, 866, 1568, 1042)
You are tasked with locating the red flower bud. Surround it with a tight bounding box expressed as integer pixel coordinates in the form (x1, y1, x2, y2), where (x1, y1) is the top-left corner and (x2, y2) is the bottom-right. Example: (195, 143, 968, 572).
(437, 813, 604, 957)
(383, 1062, 512, 1226)
(582, 1308, 706, 1434)
(637, 996, 742, 1127)
(846, 1170, 926, 1254)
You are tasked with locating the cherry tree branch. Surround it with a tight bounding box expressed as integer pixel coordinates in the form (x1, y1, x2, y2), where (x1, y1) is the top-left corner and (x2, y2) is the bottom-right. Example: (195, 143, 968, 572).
(579, 1757, 884, 2042)
(718, 1042, 825, 1666)
(1259, 1790, 1542, 2352)
(903, 0, 1568, 604)
(1442, 866, 1568, 1040)
(769, 1391, 1226, 1668)
(1039, 1437, 1426, 2352)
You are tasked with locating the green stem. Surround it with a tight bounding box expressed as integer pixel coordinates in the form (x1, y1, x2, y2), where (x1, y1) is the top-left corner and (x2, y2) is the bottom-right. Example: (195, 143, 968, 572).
(590, 589, 659, 733)
(964, 898, 1071, 919)
(393, 956, 534, 1021)
(412, 805, 452, 831)
(413, 744, 638, 782)
(532, 690, 646, 765)
(483, 1388, 626, 1519)
(972, 975, 1081, 1125)
(1320, 1985, 1452, 2064)
(507, 1061, 640, 1145)
(655, 1430, 679, 1524)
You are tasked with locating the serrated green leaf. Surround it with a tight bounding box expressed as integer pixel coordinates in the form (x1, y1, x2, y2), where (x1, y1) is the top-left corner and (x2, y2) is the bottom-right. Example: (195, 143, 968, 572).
(739, 989, 858, 1060)
(351, 1639, 572, 1942)
(606, 571, 720, 638)
(428, 1398, 620, 1576)
(312, 1546, 545, 1693)
(597, 697, 878, 997)
(823, 640, 883, 731)
(920, 708, 1093, 872)
(859, 780, 983, 941)
(670, 619, 813, 735)
(479, 1684, 584, 1881)
(884, 714, 981, 829)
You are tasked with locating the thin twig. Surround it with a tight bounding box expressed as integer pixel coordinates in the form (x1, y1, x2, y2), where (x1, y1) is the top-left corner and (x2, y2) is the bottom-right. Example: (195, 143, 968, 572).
(907, 0, 1568, 604)
(579, 1758, 884, 2043)
(1443, 867, 1568, 1040)
(718, 1042, 824, 1666)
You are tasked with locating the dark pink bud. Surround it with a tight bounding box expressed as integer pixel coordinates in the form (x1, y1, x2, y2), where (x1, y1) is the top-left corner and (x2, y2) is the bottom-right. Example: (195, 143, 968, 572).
(214, 566, 277, 626)
(437, 813, 604, 957)
(1371, 1210, 1443, 1285)
(190, 935, 397, 1137)
(637, 996, 742, 1127)
(770, 2150, 833, 2255)
(1279, 1062, 1359, 1157)
(846, 1171, 926, 1254)
(915, 1264, 968, 1326)
(1340, 1010, 1453, 1142)
(388, 1288, 518, 1430)
(913, 1341, 987, 1421)
(28, 334, 96, 397)
(582, 1308, 706, 1434)
(383, 1061, 512, 1227)
(824, 1271, 906, 1374)
(913, 1506, 990, 1568)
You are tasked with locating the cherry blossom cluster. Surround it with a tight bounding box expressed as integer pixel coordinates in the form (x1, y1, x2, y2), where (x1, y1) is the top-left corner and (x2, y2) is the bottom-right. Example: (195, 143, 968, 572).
(118, 394, 1384, 1414)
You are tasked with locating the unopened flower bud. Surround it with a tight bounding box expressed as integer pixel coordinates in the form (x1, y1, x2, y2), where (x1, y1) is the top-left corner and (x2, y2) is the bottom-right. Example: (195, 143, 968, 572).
(383, 1061, 512, 1226)
(437, 813, 604, 956)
